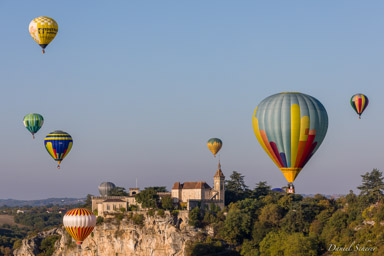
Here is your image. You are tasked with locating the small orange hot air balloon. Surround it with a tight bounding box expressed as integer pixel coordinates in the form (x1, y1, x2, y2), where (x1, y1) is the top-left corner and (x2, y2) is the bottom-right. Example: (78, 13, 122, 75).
(63, 208, 96, 250)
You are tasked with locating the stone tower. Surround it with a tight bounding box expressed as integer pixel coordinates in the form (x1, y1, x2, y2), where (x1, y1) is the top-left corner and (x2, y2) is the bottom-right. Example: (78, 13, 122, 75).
(214, 161, 225, 202)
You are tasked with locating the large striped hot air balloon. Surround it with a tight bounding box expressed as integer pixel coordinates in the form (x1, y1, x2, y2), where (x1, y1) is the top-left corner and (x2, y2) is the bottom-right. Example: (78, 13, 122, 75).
(44, 131, 73, 169)
(23, 113, 44, 139)
(29, 16, 58, 53)
(350, 93, 369, 119)
(253, 92, 328, 193)
(63, 208, 96, 249)
(207, 138, 222, 157)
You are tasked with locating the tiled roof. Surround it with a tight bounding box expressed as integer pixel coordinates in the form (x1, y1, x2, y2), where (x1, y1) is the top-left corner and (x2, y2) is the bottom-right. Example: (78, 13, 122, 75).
(214, 162, 225, 178)
(172, 181, 211, 190)
(103, 199, 125, 203)
(214, 169, 225, 178)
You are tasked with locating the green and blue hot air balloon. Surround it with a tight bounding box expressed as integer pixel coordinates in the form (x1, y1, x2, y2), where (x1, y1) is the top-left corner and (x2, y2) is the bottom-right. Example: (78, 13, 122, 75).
(23, 113, 44, 139)
(253, 92, 328, 192)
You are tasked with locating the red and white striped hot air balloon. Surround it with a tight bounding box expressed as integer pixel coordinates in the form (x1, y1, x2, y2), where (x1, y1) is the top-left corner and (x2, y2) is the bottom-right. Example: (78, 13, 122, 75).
(63, 208, 96, 247)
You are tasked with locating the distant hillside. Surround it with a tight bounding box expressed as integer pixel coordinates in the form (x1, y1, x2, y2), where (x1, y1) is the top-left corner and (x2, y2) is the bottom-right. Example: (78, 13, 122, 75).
(0, 198, 85, 207)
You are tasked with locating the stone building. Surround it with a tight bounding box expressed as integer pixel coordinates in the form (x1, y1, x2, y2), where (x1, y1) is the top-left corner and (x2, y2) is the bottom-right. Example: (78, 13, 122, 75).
(171, 162, 225, 210)
(92, 163, 225, 216)
(92, 188, 139, 217)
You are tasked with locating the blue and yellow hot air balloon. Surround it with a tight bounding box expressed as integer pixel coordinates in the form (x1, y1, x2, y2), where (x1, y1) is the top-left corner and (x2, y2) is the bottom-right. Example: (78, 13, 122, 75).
(23, 113, 44, 139)
(350, 93, 369, 119)
(44, 131, 73, 169)
(207, 138, 222, 157)
(253, 92, 328, 193)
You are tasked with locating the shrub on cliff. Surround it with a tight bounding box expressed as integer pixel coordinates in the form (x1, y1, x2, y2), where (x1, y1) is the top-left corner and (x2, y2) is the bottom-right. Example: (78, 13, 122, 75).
(161, 196, 174, 210)
(189, 207, 203, 228)
(132, 214, 144, 226)
(157, 209, 165, 217)
(37, 234, 61, 256)
(96, 216, 104, 225)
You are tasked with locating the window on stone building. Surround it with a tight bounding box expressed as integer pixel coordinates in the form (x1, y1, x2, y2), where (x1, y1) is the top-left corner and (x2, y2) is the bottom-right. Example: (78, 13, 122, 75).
(107, 205, 110, 210)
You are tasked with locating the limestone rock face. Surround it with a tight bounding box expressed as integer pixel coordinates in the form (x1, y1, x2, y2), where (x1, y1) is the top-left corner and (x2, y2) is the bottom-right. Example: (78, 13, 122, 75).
(14, 211, 200, 256)
(13, 228, 62, 256)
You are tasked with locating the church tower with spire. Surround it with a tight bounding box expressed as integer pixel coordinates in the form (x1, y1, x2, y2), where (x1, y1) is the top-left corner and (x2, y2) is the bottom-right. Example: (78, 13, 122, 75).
(214, 161, 225, 204)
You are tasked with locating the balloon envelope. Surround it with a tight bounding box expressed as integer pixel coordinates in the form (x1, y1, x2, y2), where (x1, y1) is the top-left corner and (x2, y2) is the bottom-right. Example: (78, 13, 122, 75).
(253, 92, 328, 183)
(350, 93, 369, 118)
(29, 16, 58, 53)
(98, 182, 116, 196)
(272, 188, 285, 193)
(63, 208, 96, 245)
(44, 131, 73, 168)
(207, 138, 222, 157)
(23, 113, 44, 138)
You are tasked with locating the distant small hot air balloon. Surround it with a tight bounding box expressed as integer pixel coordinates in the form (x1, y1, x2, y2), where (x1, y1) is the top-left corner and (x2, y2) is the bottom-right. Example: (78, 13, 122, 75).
(44, 131, 73, 169)
(253, 92, 328, 193)
(29, 16, 58, 53)
(207, 138, 222, 157)
(23, 113, 44, 139)
(98, 182, 116, 197)
(63, 208, 96, 250)
(350, 93, 369, 119)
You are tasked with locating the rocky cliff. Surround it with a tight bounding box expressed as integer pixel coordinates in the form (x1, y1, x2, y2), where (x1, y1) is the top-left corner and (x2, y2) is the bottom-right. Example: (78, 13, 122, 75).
(14, 211, 203, 256)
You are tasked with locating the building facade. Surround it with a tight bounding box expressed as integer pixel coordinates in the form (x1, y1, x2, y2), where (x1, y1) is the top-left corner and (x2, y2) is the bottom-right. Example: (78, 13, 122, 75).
(92, 164, 225, 216)
(171, 163, 225, 210)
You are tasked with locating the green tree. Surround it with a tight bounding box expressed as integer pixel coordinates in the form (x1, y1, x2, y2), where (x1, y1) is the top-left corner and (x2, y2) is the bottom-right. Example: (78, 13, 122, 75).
(145, 186, 167, 192)
(251, 181, 271, 199)
(225, 171, 249, 205)
(258, 204, 284, 227)
(220, 205, 252, 245)
(83, 194, 93, 210)
(188, 207, 202, 228)
(135, 188, 159, 209)
(109, 186, 129, 196)
(160, 196, 173, 210)
(357, 168, 384, 203)
(38, 235, 60, 256)
(259, 231, 318, 256)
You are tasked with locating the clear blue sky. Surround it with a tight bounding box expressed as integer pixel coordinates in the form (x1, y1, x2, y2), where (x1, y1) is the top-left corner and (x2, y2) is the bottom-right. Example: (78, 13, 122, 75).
(1, 1, 383, 199)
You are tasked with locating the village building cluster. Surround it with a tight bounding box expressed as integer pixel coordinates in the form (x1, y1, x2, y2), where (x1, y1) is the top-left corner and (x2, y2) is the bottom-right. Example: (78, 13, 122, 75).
(92, 163, 225, 216)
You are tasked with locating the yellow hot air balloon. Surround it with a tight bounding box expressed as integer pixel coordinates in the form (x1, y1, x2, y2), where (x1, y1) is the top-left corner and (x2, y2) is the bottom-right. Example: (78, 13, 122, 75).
(207, 138, 222, 157)
(29, 16, 58, 53)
